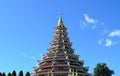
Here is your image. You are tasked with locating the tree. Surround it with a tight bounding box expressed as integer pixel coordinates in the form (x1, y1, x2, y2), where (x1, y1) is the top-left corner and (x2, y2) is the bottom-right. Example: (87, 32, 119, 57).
(18, 70, 23, 76)
(7, 72, 12, 76)
(0, 72, 2, 76)
(12, 70, 17, 76)
(25, 72, 30, 76)
(2, 72, 6, 76)
(94, 63, 114, 76)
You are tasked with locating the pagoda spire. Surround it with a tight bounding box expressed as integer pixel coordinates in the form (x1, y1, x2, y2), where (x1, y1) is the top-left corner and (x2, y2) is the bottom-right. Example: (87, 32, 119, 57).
(58, 13, 63, 25)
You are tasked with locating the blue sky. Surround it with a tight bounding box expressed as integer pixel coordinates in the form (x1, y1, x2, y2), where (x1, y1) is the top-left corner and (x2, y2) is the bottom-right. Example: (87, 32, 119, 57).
(0, 0, 120, 76)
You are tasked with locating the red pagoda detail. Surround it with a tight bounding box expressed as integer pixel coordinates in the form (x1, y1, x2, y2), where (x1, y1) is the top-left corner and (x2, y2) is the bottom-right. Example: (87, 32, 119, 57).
(32, 15, 89, 76)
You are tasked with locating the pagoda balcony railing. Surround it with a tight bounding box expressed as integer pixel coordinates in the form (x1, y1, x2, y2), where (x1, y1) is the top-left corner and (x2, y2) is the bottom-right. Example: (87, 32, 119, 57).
(83, 66, 89, 71)
(68, 57, 78, 60)
(71, 69, 84, 73)
(51, 42, 71, 47)
(43, 56, 53, 59)
(47, 52, 56, 54)
(48, 47, 72, 52)
(44, 57, 54, 61)
(53, 62, 68, 66)
(33, 67, 38, 72)
(40, 63, 53, 67)
(39, 69, 52, 73)
(52, 69, 69, 72)
(52, 40, 63, 43)
(52, 46, 72, 51)
(49, 50, 70, 54)
(31, 73, 37, 76)
(52, 40, 71, 44)
(79, 60, 84, 63)
(68, 58, 78, 61)
(49, 46, 64, 51)
(78, 61, 84, 65)
(56, 51, 65, 54)
(55, 56, 66, 59)
(70, 63, 80, 66)
(51, 40, 70, 44)
(53, 34, 68, 38)
(38, 61, 44, 65)
(72, 54, 79, 58)
(54, 30, 67, 33)
(43, 56, 48, 60)
(55, 29, 66, 32)
(44, 56, 68, 61)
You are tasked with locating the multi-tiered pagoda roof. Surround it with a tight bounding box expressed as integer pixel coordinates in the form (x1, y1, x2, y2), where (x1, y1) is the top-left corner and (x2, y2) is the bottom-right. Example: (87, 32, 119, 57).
(32, 15, 89, 76)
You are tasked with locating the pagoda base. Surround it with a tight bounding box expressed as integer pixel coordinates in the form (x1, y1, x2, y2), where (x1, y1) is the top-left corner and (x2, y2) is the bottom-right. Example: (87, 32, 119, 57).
(32, 73, 87, 76)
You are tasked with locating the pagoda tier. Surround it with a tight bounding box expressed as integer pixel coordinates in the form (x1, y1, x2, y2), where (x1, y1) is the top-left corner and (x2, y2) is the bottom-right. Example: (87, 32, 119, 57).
(32, 15, 89, 76)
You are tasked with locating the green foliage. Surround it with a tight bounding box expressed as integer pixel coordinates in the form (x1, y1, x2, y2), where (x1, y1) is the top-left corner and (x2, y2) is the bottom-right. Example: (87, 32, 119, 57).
(18, 71, 23, 76)
(94, 63, 114, 76)
(7, 72, 12, 76)
(12, 70, 16, 76)
(0, 72, 2, 76)
(2, 72, 6, 76)
(0, 70, 30, 76)
(25, 72, 30, 76)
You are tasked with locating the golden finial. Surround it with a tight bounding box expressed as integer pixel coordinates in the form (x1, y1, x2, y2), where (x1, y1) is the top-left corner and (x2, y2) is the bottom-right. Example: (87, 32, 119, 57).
(58, 12, 63, 25)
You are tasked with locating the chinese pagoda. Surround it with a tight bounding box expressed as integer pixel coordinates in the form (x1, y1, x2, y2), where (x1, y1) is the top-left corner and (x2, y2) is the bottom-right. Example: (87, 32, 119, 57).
(32, 15, 89, 76)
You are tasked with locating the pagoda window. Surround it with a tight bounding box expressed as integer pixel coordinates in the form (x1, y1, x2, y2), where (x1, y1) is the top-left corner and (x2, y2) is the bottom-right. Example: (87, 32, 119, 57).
(63, 66, 69, 70)
(58, 67, 64, 70)
(60, 60, 64, 63)
(46, 61, 52, 63)
(58, 50, 63, 52)
(65, 46, 69, 49)
(55, 60, 65, 63)
(52, 60, 56, 62)
(57, 54, 65, 57)
(53, 66, 58, 70)
(56, 50, 64, 52)
(56, 43, 61, 46)
(64, 40, 68, 43)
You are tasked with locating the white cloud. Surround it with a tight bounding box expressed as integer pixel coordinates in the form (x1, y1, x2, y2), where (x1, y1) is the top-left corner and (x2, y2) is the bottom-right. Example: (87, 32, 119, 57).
(105, 39, 113, 47)
(80, 13, 120, 47)
(98, 38, 119, 47)
(80, 13, 98, 30)
(109, 30, 120, 37)
(84, 14, 96, 24)
(104, 39, 118, 47)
